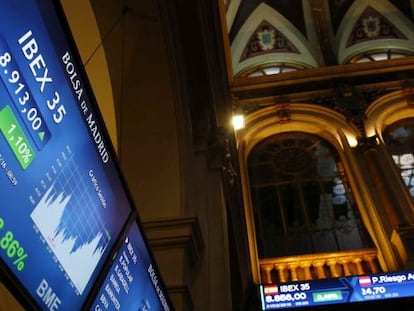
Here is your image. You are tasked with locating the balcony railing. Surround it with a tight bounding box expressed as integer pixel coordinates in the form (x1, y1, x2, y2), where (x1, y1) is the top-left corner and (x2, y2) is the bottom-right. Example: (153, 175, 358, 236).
(259, 248, 379, 284)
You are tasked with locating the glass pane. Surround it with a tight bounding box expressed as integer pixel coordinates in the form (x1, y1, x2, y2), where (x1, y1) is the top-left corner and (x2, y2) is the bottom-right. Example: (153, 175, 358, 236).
(248, 132, 372, 258)
(384, 120, 414, 198)
(263, 67, 280, 75)
(248, 71, 264, 77)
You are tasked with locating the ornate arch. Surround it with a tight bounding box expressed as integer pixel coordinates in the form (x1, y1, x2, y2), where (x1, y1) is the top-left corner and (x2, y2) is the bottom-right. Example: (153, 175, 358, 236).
(335, 0, 414, 63)
(237, 103, 401, 282)
(365, 90, 414, 141)
(239, 103, 360, 157)
(236, 104, 367, 282)
(225, 0, 242, 32)
(230, 3, 320, 76)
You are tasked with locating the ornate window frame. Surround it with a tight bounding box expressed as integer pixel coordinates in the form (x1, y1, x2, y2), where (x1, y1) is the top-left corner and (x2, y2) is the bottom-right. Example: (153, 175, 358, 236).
(236, 103, 397, 283)
(366, 90, 414, 214)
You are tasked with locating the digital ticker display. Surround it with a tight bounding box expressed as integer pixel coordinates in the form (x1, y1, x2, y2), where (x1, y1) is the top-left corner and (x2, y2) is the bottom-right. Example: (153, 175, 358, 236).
(0, 1, 134, 310)
(260, 270, 414, 310)
(89, 219, 171, 311)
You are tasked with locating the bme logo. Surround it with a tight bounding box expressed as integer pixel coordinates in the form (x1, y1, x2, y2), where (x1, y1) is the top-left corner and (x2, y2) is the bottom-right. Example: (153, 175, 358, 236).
(36, 279, 61, 311)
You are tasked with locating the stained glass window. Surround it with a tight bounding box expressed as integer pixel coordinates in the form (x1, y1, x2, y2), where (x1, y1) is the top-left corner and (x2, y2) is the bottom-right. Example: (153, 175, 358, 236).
(248, 132, 373, 258)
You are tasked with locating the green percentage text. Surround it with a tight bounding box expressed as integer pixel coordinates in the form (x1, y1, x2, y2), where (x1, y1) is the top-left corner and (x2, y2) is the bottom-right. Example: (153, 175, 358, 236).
(0, 217, 28, 271)
(0, 105, 35, 170)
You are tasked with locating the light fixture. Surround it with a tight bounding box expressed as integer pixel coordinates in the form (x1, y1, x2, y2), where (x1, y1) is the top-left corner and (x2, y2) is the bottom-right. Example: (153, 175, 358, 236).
(231, 97, 245, 130)
(232, 113, 245, 130)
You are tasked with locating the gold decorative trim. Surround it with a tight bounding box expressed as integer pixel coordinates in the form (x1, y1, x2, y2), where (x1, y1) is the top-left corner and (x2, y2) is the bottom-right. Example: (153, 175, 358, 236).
(259, 248, 379, 284)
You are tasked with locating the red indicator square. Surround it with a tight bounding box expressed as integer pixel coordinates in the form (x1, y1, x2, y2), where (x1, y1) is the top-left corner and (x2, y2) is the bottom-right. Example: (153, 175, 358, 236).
(358, 276, 372, 287)
(264, 285, 278, 294)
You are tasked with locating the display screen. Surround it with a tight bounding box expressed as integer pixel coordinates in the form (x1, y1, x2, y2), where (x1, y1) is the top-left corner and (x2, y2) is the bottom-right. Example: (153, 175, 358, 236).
(0, 1, 132, 309)
(88, 219, 172, 311)
(260, 270, 414, 310)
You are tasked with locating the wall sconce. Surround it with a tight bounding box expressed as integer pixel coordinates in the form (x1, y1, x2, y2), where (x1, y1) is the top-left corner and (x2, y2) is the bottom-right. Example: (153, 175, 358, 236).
(232, 113, 245, 130)
(231, 96, 245, 130)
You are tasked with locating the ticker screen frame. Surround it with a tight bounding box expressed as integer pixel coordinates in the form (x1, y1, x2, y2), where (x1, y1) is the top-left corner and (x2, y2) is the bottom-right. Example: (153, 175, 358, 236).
(84, 213, 174, 311)
(0, 0, 146, 309)
(259, 270, 414, 310)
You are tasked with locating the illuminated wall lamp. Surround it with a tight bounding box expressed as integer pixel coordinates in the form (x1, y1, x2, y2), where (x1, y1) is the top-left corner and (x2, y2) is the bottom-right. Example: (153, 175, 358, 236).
(232, 114, 245, 130)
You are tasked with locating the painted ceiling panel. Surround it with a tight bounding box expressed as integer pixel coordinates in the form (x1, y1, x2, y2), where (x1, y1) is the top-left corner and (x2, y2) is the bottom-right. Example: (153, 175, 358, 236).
(225, 0, 414, 76)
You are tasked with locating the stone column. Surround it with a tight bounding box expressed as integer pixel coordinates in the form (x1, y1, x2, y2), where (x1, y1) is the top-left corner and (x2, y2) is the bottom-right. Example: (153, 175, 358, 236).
(143, 217, 204, 311)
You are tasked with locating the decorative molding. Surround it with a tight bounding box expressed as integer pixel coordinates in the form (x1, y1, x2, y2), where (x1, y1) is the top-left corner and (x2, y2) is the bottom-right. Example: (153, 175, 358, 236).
(260, 248, 379, 284)
(167, 285, 194, 311)
(357, 135, 378, 152)
(391, 226, 414, 269)
(346, 6, 407, 47)
(240, 20, 299, 62)
(275, 103, 291, 122)
(142, 217, 204, 264)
